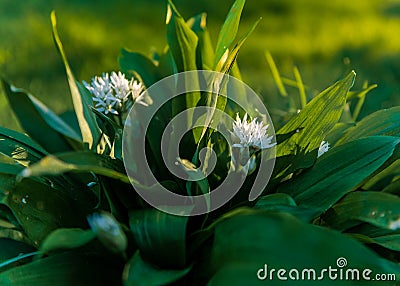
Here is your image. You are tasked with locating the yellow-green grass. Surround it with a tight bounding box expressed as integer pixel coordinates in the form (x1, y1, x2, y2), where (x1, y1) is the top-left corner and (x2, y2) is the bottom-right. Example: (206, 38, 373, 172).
(1, 0, 400, 129)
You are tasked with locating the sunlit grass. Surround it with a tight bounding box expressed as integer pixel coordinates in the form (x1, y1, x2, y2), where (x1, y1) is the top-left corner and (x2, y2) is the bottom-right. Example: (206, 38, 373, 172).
(1, 0, 400, 123)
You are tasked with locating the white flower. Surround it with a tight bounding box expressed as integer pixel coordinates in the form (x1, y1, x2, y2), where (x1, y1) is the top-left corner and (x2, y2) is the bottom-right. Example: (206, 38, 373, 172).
(318, 141, 330, 158)
(232, 113, 276, 150)
(87, 212, 127, 254)
(83, 71, 145, 115)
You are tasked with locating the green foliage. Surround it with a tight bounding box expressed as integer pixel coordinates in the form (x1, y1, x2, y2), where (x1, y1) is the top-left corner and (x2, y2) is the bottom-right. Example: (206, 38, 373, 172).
(0, 0, 400, 285)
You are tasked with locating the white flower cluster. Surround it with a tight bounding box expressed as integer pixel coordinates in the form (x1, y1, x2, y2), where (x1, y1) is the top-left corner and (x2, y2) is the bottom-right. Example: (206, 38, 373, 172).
(83, 71, 145, 115)
(232, 113, 276, 150)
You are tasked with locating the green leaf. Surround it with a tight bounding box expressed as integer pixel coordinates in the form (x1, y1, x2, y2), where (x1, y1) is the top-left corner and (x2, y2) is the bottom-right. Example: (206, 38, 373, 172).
(51, 11, 101, 149)
(278, 136, 400, 216)
(123, 251, 191, 286)
(166, 1, 200, 131)
(207, 210, 400, 285)
(0, 164, 23, 200)
(187, 13, 214, 70)
(0, 251, 123, 285)
(265, 51, 288, 97)
(255, 193, 296, 207)
(166, 1, 198, 72)
(325, 122, 354, 146)
(293, 66, 307, 108)
(19, 151, 130, 184)
(129, 208, 189, 268)
(383, 177, 400, 194)
(0, 239, 36, 269)
(336, 106, 400, 145)
(40, 228, 96, 254)
(0, 126, 47, 164)
(2, 80, 83, 153)
(368, 234, 400, 251)
(346, 83, 377, 101)
(214, 0, 246, 66)
(5, 179, 87, 246)
(215, 18, 260, 75)
(322, 191, 400, 231)
(277, 71, 356, 157)
(118, 49, 160, 88)
(254, 193, 318, 222)
(363, 159, 400, 191)
(196, 18, 260, 146)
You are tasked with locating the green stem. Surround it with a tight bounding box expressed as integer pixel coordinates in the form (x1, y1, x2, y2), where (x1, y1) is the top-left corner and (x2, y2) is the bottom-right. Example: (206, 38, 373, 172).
(0, 251, 40, 269)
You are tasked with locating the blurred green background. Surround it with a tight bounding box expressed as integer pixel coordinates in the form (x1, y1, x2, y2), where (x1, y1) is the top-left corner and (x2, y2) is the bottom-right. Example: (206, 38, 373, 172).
(1, 0, 400, 130)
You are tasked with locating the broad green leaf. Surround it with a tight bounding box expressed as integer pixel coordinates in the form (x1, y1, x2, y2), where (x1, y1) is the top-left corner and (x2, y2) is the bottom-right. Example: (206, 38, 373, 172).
(51, 11, 101, 149)
(19, 151, 129, 184)
(383, 178, 400, 194)
(214, 0, 246, 66)
(254, 193, 318, 222)
(207, 209, 400, 285)
(166, 0, 201, 126)
(368, 234, 400, 251)
(215, 18, 260, 76)
(350, 231, 400, 252)
(129, 208, 189, 268)
(119, 49, 160, 88)
(325, 122, 354, 146)
(166, 1, 198, 72)
(40, 228, 96, 254)
(2, 80, 83, 153)
(0, 163, 23, 200)
(255, 193, 297, 207)
(0, 204, 21, 230)
(336, 106, 400, 145)
(187, 13, 214, 70)
(0, 229, 30, 246)
(123, 251, 190, 286)
(278, 136, 400, 216)
(363, 159, 400, 191)
(0, 158, 84, 209)
(5, 179, 87, 246)
(0, 251, 123, 285)
(0, 126, 47, 164)
(277, 71, 356, 156)
(322, 191, 400, 231)
(269, 147, 315, 186)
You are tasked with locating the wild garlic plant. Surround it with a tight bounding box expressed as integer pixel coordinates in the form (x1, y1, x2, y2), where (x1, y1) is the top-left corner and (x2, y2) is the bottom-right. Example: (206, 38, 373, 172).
(0, 0, 399, 285)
